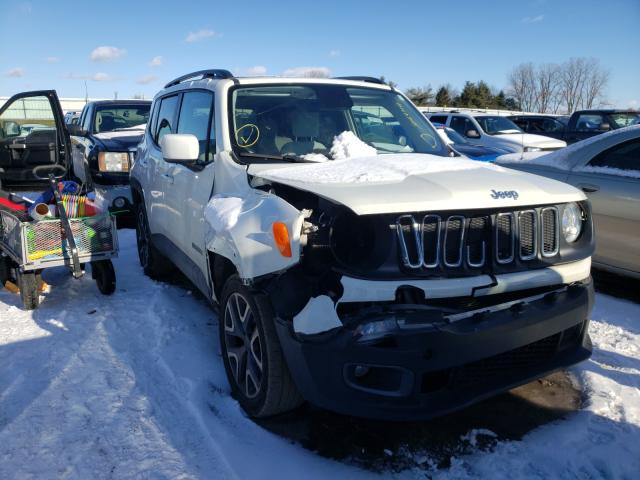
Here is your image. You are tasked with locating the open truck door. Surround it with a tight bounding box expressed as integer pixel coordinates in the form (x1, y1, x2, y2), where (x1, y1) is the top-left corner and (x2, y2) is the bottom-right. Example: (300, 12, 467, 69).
(0, 90, 70, 191)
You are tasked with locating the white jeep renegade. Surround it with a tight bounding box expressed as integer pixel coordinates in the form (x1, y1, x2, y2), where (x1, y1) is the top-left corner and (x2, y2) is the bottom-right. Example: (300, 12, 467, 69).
(131, 70, 595, 420)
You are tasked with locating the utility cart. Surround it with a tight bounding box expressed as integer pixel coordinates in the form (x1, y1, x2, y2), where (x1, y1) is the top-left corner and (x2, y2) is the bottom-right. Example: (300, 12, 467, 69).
(0, 90, 119, 309)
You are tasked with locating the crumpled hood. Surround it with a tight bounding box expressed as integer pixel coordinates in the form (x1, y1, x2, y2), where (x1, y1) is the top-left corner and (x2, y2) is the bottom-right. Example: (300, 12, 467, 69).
(495, 132, 566, 149)
(93, 128, 145, 151)
(248, 153, 585, 215)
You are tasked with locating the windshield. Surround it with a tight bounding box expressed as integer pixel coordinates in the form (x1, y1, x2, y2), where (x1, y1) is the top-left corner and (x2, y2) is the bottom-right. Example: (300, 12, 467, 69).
(610, 113, 640, 128)
(93, 104, 151, 133)
(229, 84, 448, 161)
(475, 116, 523, 135)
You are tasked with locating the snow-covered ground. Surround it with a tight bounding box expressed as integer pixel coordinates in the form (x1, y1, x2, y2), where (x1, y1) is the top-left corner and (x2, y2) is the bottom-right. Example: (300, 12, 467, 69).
(1, 230, 639, 479)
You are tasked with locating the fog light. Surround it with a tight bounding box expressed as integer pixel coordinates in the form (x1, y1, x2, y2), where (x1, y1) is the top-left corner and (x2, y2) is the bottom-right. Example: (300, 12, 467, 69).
(354, 318, 398, 341)
(113, 197, 126, 208)
(354, 365, 369, 377)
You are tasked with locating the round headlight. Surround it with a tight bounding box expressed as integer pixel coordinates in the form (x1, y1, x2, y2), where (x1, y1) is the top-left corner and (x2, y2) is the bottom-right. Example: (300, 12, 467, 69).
(562, 202, 583, 243)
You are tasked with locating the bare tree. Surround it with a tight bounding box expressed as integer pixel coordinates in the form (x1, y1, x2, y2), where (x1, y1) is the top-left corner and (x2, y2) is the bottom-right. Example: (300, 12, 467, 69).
(582, 59, 610, 109)
(560, 57, 590, 113)
(508, 63, 536, 111)
(536, 63, 561, 113)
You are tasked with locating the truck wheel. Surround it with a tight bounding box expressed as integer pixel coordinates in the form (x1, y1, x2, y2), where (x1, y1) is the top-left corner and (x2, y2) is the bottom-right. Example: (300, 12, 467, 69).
(135, 202, 173, 279)
(17, 270, 39, 310)
(220, 275, 303, 417)
(92, 260, 116, 295)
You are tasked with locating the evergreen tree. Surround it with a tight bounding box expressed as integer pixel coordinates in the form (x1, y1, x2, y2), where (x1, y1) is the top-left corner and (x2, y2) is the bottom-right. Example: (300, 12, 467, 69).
(404, 85, 434, 106)
(435, 86, 452, 106)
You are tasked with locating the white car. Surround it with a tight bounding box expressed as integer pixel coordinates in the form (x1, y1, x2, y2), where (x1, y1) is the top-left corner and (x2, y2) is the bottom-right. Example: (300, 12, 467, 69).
(131, 71, 595, 421)
(425, 111, 567, 153)
(496, 126, 640, 279)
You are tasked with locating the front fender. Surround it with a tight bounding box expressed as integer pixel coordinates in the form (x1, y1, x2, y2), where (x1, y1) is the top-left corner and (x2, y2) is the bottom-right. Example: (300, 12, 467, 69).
(205, 190, 304, 280)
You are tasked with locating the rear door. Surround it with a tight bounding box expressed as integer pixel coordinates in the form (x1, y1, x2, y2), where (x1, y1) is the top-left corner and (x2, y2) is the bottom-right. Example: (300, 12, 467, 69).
(566, 137, 640, 275)
(0, 90, 70, 190)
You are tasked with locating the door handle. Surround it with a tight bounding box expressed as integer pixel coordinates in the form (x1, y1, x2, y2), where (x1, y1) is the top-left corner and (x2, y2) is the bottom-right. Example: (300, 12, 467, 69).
(578, 183, 600, 193)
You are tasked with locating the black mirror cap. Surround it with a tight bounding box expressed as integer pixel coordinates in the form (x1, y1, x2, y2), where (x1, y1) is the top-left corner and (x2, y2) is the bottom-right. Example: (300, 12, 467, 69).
(67, 124, 88, 137)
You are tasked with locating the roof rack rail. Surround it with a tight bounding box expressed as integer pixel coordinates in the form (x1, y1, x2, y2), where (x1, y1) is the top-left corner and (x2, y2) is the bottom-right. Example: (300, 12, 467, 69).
(334, 76, 385, 85)
(164, 69, 234, 88)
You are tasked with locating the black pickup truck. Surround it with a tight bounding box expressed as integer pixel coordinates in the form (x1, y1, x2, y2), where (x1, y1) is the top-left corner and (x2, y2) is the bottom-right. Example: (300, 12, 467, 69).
(69, 99, 151, 221)
(509, 110, 640, 144)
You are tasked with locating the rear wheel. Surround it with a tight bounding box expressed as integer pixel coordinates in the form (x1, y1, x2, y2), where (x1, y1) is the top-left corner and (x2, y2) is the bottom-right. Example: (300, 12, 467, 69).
(92, 260, 116, 295)
(17, 270, 39, 310)
(135, 201, 173, 279)
(220, 275, 303, 417)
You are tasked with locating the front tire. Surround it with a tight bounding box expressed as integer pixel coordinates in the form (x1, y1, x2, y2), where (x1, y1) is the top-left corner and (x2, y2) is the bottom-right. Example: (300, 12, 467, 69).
(92, 260, 116, 295)
(134, 200, 173, 279)
(220, 275, 303, 417)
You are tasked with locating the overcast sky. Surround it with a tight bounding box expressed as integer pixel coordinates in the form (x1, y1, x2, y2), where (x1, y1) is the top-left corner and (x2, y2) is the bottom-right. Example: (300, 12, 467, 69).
(1, 0, 638, 108)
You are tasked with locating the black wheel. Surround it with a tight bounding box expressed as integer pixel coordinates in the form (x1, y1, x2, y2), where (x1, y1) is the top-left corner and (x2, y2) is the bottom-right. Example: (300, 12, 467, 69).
(91, 260, 116, 295)
(220, 275, 303, 418)
(135, 200, 173, 279)
(0, 256, 11, 285)
(17, 270, 39, 310)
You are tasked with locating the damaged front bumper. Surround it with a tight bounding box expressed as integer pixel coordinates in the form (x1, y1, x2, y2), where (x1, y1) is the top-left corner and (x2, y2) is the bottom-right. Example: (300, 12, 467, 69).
(274, 278, 594, 420)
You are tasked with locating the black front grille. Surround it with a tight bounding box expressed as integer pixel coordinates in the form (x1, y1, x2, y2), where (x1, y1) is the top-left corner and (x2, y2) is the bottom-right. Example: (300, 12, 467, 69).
(395, 206, 561, 272)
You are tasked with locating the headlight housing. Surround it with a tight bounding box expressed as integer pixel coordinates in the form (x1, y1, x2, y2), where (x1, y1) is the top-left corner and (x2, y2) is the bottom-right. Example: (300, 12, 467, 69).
(98, 152, 130, 172)
(524, 146, 542, 152)
(562, 202, 583, 243)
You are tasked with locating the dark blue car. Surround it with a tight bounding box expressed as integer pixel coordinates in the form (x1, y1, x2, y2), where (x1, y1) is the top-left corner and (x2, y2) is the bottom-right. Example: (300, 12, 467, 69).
(432, 122, 507, 161)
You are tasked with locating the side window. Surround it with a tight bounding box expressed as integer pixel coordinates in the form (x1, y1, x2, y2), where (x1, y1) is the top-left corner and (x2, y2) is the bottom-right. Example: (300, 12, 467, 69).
(543, 118, 564, 132)
(154, 95, 179, 145)
(589, 139, 640, 172)
(450, 116, 473, 135)
(429, 115, 448, 125)
(176, 91, 215, 162)
(575, 114, 604, 132)
(511, 118, 528, 130)
(0, 95, 57, 140)
(148, 100, 159, 140)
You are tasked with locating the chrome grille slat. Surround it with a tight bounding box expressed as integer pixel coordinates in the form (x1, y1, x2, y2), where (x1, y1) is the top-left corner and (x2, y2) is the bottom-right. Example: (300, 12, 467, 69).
(541, 207, 559, 257)
(466, 216, 488, 267)
(518, 210, 537, 260)
(495, 212, 515, 264)
(443, 216, 465, 268)
(396, 215, 423, 268)
(421, 214, 441, 268)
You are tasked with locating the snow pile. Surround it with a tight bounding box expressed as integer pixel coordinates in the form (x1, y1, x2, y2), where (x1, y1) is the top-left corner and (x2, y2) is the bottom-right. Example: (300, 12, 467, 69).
(578, 165, 640, 179)
(258, 154, 487, 185)
(301, 153, 330, 163)
(329, 131, 378, 160)
(204, 195, 244, 231)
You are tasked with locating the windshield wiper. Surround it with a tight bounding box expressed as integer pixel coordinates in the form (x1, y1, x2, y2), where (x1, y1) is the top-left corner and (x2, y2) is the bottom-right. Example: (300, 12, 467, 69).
(236, 152, 311, 163)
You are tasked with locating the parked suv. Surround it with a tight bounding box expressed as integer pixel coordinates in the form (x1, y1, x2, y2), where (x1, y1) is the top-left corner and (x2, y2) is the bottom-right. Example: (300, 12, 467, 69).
(131, 70, 595, 420)
(69, 100, 151, 221)
(425, 111, 567, 153)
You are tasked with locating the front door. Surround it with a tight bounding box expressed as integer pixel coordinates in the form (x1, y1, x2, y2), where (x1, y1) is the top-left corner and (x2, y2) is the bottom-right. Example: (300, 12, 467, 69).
(162, 90, 216, 292)
(0, 90, 69, 190)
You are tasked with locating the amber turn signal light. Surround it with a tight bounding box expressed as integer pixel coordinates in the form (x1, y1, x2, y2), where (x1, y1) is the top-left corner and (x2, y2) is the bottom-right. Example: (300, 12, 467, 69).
(272, 222, 292, 257)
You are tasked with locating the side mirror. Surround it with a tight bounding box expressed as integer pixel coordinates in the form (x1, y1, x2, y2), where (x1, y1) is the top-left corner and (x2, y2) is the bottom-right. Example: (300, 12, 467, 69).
(599, 122, 611, 131)
(161, 134, 199, 163)
(466, 129, 480, 139)
(67, 124, 88, 137)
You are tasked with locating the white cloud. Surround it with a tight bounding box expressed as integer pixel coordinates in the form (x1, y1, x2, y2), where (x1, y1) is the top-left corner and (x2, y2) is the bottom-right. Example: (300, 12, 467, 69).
(185, 29, 218, 43)
(46, 56, 60, 63)
(522, 15, 544, 23)
(6, 67, 25, 77)
(628, 99, 638, 108)
(137, 75, 158, 85)
(92, 72, 112, 82)
(329, 49, 340, 57)
(149, 55, 163, 67)
(245, 65, 267, 76)
(282, 66, 331, 78)
(90, 46, 126, 62)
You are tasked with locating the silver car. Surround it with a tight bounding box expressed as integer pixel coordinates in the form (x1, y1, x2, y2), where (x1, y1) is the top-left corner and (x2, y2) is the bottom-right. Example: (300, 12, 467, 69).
(497, 126, 640, 279)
